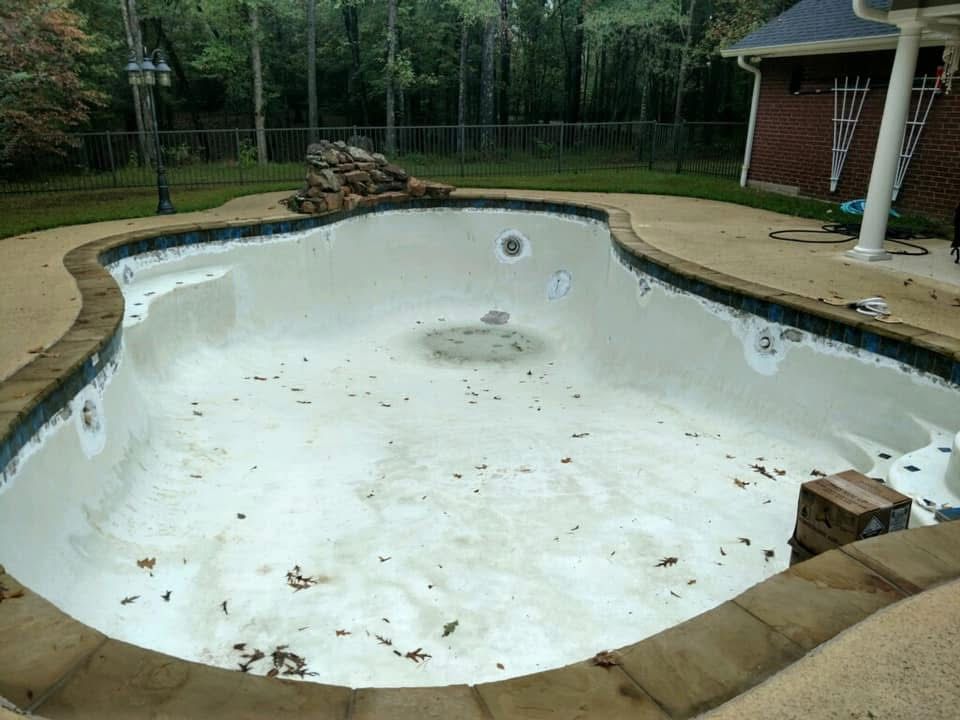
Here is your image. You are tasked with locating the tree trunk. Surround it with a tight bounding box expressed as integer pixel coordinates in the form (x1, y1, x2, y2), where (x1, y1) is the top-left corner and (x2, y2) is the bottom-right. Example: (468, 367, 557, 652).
(592, 47, 604, 120)
(249, 3, 267, 164)
(479, 14, 496, 148)
(307, 0, 318, 139)
(498, 0, 510, 125)
(341, 5, 370, 125)
(385, 0, 397, 153)
(457, 18, 468, 140)
(457, 19, 468, 153)
(569, 2, 584, 123)
(121, 0, 151, 162)
(674, 0, 698, 124)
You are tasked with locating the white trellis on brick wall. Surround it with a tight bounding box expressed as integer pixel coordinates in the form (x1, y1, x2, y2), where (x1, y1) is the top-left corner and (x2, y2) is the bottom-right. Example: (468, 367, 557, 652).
(830, 76, 871, 193)
(892, 74, 942, 202)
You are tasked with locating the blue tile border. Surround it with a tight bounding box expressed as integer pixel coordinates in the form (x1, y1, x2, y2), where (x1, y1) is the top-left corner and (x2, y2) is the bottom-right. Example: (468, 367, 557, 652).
(2, 196, 958, 482)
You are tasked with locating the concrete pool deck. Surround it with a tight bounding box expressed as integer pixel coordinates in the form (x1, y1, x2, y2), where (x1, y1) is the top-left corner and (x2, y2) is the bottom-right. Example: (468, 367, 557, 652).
(1, 189, 959, 718)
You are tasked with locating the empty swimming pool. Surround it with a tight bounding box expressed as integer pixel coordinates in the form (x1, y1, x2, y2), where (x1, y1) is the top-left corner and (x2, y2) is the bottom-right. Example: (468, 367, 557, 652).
(1, 203, 957, 688)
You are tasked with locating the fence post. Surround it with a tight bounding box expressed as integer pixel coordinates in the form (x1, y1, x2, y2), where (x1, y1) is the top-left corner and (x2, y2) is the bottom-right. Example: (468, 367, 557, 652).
(556, 121, 565, 173)
(105, 131, 118, 188)
(648, 123, 655, 170)
(459, 124, 465, 177)
(675, 120, 686, 174)
(234, 128, 245, 184)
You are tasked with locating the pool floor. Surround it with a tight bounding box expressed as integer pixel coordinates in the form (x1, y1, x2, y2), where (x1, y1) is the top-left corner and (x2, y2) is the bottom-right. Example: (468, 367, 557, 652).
(45, 301, 854, 687)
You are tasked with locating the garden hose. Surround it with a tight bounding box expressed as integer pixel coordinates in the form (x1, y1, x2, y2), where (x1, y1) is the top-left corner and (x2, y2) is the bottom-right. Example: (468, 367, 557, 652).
(768, 222, 930, 256)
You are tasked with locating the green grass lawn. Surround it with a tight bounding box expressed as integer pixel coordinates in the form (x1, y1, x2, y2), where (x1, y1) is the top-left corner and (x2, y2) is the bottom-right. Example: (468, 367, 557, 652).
(0, 182, 294, 239)
(0, 167, 947, 240)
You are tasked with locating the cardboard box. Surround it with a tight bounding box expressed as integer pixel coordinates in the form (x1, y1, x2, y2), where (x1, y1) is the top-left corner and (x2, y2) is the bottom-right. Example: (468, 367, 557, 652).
(794, 470, 911, 555)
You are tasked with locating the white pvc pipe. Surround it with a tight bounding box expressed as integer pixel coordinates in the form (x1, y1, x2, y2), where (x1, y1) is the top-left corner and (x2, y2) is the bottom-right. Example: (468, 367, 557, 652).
(848, 24, 922, 261)
(737, 56, 762, 188)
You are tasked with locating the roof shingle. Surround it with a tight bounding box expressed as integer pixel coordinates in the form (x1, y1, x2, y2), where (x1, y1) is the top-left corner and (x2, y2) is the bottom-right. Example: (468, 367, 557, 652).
(726, 0, 896, 54)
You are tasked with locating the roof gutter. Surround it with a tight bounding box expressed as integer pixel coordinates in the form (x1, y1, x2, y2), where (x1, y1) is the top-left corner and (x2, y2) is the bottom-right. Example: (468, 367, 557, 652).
(852, 0, 890, 25)
(736, 56, 762, 188)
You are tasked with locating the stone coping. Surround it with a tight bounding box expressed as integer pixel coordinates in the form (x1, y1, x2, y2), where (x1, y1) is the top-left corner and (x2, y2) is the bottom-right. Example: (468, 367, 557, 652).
(1, 194, 959, 718)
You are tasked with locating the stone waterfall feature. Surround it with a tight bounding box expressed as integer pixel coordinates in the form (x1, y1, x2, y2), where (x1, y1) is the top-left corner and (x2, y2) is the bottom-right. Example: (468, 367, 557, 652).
(286, 140, 454, 214)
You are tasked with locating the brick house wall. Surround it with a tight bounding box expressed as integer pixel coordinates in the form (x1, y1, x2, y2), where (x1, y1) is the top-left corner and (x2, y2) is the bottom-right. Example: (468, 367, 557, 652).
(748, 49, 959, 221)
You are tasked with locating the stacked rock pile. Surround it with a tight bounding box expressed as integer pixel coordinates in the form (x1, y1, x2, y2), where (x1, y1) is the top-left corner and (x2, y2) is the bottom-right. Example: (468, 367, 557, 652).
(286, 140, 454, 214)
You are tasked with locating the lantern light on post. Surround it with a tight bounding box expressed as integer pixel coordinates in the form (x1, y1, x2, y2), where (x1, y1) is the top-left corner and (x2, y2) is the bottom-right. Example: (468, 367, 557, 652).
(125, 48, 175, 214)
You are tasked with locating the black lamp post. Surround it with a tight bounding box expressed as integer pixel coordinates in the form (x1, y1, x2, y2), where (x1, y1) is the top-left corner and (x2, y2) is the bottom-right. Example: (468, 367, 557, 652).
(125, 49, 175, 215)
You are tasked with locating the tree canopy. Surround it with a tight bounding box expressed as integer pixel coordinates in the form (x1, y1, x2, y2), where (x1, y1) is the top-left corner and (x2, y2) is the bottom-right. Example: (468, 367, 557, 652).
(2, 0, 797, 149)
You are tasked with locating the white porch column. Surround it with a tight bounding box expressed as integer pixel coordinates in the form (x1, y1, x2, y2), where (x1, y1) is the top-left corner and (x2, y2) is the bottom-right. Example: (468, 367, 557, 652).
(847, 23, 922, 262)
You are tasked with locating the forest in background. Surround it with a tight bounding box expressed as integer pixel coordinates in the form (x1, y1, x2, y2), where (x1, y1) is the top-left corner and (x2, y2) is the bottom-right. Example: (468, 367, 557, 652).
(1, 0, 796, 167)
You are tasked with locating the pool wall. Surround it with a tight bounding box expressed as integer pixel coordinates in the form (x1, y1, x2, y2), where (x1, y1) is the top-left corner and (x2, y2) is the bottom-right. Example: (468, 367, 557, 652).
(2, 196, 959, 489)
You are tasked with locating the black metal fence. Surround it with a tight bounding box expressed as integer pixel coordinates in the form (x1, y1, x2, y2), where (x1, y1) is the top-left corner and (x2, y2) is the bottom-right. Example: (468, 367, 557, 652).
(0, 121, 746, 194)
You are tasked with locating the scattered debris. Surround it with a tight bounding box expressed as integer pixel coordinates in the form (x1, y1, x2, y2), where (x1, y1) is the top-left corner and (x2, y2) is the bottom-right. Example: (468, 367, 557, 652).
(750, 464, 775, 480)
(376, 634, 393, 646)
(656, 557, 678, 567)
(253, 376, 268, 381)
(475, 464, 488, 470)
(442, 620, 459, 637)
(592, 650, 621, 667)
(561, 457, 572, 464)
(720, 547, 727, 556)
(162, 590, 171, 602)
(572, 432, 590, 438)
(684, 432, 700, 438)
(192, 410, 203, 417)
(763, 549, 775, 562)
(738, 537, 752, 546)
(687, 579, 697, 585)
(733, 479, 750, 489)
(569, 524, 580, 532)
(670, 590, 681, 598)
(810, 469, 827, 477)
(137, 557, 156, 570)
(453, 473, 462, 479)
(271, 646, 318, 678)
(121, 595, 139, 605)
(335, 629, 351, 637)
(220, 600, 229, 615)
(496, 662, 505, 670)
(237, 648, 265, 673)
(404, 647, 432, 663)
(725, 454, 736, 459)
(774, 468, 786, 476)
(378, 556, 392, 563)
(237, 513, 246, 519)
(286, 565, 319, 591)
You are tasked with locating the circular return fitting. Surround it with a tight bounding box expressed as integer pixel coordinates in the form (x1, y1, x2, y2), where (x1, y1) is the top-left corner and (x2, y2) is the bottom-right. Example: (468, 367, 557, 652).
(494, 229, 531, 264)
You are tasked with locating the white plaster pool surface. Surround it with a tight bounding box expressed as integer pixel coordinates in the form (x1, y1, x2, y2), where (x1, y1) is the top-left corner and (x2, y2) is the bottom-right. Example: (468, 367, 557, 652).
(1, 209, 958, 688)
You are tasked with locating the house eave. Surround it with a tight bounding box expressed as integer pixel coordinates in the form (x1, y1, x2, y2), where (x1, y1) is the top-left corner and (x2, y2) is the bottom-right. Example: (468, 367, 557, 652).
(719, 33, 951, 59)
